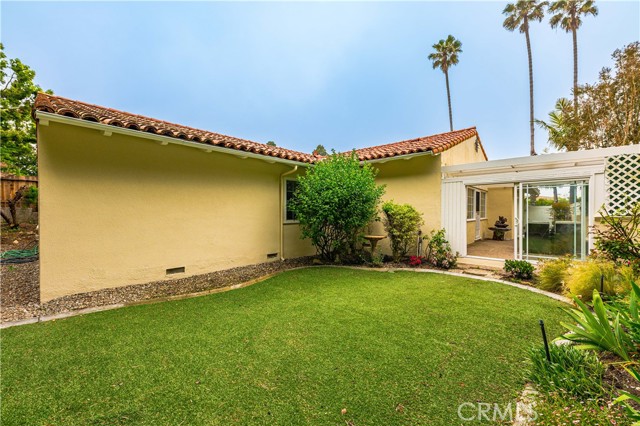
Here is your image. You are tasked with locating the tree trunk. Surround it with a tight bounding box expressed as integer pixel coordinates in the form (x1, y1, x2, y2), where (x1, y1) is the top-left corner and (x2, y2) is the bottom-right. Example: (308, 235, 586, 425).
(525, 24, 536, 156)
(572, 26, 578, 111)
(2, 185, 27, 228)
(445, 69, 453, 131)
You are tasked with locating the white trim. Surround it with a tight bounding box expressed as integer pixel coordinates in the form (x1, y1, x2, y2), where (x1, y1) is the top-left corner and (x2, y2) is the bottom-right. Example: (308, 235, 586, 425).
(442, 145, 640, 176)
(35, 111, 311, 167)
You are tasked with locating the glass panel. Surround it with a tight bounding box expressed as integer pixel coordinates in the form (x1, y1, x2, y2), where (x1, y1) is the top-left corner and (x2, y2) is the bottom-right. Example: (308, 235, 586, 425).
(522, 181, 588, 260)
(285, 180, 299, 221)
(467, 189, 474, 219)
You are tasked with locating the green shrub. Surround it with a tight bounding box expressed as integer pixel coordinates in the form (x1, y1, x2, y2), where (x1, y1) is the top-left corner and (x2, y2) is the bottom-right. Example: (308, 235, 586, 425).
(504, 259, 534, 280)
(381, 201, 423, 261)
(594, 202, 640, 273)
(537, 256, 572, 293)
(564, 258, 635, 300)
(290, 152, 385, 262)
(561, 289, 634, 361)
(551, 199, 571, 221)
(23, 186, 38, 207)
(423, 229, 457, 269)
(528, 344, 605, 398)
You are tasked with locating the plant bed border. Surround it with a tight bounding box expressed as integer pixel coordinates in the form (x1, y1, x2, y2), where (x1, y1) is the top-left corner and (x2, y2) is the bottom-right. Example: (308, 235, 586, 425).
(1, 263, 570, 329)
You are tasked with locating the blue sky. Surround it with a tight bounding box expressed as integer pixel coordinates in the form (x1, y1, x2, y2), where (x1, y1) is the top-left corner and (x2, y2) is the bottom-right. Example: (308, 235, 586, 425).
(2, 1, 638, 159)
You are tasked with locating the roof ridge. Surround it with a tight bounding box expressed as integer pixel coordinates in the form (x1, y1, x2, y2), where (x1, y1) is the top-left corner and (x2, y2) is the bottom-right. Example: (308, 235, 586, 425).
(353, 127, 478, 152)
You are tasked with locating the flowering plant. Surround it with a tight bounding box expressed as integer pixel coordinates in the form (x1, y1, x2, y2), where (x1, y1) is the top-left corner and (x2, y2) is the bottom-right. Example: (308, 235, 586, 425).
(408, 256, 423, 266)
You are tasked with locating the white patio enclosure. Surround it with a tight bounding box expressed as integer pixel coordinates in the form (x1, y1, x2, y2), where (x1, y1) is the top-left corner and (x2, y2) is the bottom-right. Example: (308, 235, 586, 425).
(441, 145, 639, 261)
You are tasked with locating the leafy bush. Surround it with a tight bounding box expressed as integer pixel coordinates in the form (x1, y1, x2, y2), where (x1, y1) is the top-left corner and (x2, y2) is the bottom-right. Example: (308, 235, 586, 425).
(593, 202, 640, 273)
(564, 258, 635, 300)
(528, 344, 605, 398)
(23, 186, 38, 207)
(423, 229, 457, 269)
(561, 289, 634, 361)
(381, 201, 423, 261)
(291, 152, 385, 262)
(504, 259, 534, 280)
(551, 199, 572, 221)
(537, 256, 573, 293)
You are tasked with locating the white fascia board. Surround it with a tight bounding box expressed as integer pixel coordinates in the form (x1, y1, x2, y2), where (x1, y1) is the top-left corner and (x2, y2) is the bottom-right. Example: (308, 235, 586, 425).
(35, 111, 311, 168)
(442, 145, 640, 176)
(443, 164, 603, 186)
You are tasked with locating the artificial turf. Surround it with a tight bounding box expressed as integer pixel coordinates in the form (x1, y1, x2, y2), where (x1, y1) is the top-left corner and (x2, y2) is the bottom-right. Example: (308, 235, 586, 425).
(1, 267, 567, 425)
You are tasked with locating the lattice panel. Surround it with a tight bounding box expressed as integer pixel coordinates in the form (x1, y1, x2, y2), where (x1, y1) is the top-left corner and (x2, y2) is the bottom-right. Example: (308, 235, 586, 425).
(605, 153, 640, 213)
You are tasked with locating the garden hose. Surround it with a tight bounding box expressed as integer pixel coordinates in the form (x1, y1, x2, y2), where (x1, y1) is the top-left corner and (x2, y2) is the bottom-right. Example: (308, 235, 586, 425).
(0, 244, 39, 264)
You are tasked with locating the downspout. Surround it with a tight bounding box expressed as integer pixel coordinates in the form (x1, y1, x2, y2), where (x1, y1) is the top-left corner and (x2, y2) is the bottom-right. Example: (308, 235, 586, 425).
(279, 165, 298, 261)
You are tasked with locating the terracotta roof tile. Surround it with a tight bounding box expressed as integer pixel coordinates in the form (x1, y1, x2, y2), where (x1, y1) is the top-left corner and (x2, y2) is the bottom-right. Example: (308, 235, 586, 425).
(33, 93, 487, 164)
(352, 127, 485, 161)
(33, 93, 318, 164)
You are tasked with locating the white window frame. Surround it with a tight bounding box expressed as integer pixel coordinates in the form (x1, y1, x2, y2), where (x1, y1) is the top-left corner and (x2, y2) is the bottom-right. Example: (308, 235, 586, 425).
(466, 187, 487, 221)
(284, 178, 300, 223)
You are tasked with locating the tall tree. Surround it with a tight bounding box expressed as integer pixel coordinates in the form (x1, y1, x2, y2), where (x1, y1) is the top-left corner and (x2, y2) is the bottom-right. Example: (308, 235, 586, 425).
(503, 0, 547, 156)
(0, 43, 49, 176)
(312, 144, 328, 156)
(548, 0, 598, 110)
(428, 35, 462, 132)
(538, 42, 640, 150)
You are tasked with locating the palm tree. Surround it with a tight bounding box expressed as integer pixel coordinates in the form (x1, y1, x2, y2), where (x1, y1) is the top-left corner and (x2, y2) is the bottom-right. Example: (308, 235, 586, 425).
(503, 1, 547, 156)
(428, 35, 462, 131)
(548, 0, 598, 109)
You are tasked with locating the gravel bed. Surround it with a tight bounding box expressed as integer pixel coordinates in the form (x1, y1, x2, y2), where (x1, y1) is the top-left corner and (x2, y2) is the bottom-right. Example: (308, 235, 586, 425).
(1, 257, 315, 324)
(1, 261, 41, 323)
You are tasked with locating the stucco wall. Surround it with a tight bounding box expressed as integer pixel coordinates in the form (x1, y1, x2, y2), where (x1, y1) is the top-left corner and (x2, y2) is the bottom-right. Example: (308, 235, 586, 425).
(466, 219, 489, 245)
(485, 187, 514, 240)
(38, 122, 309, 301)
(440, 136, 487, 167)
(369, 154, 441, 255)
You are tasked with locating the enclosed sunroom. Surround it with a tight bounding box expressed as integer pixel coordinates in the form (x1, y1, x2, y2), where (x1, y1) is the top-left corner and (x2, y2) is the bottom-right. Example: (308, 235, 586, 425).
(441, 145, 639, 262)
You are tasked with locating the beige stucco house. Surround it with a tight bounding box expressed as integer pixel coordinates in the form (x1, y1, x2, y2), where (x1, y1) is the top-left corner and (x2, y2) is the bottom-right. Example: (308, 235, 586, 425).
(33, 93, 487, 301)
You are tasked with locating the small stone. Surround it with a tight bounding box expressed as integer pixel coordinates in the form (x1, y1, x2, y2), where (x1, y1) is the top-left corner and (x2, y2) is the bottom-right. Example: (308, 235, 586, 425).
(341, 408, 347, 415)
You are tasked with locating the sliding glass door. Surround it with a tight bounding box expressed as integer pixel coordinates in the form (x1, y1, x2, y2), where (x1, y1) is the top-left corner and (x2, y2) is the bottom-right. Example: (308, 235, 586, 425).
(520, 181, 588, 260)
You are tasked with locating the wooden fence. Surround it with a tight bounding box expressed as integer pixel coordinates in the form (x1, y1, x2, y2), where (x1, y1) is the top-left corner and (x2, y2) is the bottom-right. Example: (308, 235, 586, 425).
(1, 175, 38, 206)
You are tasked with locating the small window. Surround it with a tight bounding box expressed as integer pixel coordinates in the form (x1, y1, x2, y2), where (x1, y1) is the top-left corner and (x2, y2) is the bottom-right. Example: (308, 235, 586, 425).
(467, 188, 475, 220)
(467, 188, 487, 220)
(285, 180, 299, 222)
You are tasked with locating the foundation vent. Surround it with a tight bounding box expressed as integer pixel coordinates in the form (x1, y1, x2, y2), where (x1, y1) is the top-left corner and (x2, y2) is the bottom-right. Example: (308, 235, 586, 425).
(267, 253, 278, 259)
(166, 266, 186, 275)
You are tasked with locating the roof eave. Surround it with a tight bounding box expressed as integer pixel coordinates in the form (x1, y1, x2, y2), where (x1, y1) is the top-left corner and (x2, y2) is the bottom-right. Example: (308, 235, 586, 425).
(360, 150, 435, 164)
(35, 111, 312, 167)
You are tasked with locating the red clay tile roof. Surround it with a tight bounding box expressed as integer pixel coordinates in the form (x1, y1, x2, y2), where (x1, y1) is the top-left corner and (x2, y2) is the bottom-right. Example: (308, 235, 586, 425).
(33, 93, 486, 163)
(33, 93, 318, 164)
(353, 127, 486, 161)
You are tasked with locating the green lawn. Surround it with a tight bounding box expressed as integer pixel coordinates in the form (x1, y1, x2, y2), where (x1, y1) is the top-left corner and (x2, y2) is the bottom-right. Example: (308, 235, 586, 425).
(1, 268, 567, 425)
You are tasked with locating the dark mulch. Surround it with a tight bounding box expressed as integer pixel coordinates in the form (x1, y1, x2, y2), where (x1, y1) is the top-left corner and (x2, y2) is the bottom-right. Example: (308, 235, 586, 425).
(1, 257, 315, 324)
(601, 353, 640, 399)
